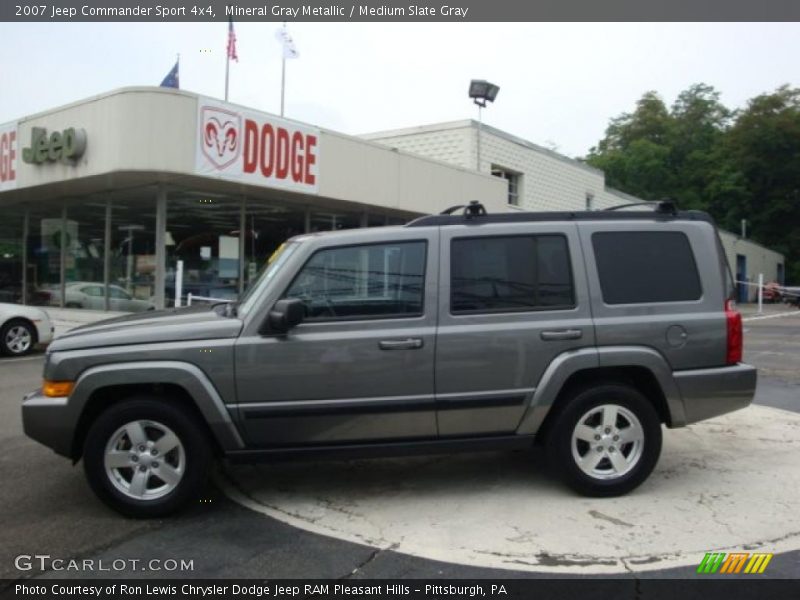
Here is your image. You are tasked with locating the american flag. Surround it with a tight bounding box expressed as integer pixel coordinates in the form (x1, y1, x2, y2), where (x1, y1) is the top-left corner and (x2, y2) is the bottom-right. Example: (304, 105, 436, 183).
(227, 17, 238, 62)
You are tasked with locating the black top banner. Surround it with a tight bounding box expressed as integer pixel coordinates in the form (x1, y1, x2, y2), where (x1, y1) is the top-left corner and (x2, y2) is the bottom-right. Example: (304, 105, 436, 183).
(2, 0, 800, 22)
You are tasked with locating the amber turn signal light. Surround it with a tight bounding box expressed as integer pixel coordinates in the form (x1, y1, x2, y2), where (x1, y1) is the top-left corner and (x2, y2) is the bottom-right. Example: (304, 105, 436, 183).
(42, 380, 74, 397)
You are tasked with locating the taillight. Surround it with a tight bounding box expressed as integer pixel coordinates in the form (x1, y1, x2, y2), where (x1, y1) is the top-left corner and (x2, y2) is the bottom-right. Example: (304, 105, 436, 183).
(725, 299, 743, 364)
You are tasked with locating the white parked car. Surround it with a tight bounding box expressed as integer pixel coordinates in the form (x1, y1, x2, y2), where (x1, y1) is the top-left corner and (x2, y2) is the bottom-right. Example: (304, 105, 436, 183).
(57, 283, 156, 313)
(0, 303, 54, 356)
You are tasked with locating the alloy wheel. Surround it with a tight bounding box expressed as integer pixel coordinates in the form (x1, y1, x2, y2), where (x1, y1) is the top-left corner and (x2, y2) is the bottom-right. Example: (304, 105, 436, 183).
(570, 403, 645, 480)
(5, 325, 32, 355)
(104, 420, 185, 500)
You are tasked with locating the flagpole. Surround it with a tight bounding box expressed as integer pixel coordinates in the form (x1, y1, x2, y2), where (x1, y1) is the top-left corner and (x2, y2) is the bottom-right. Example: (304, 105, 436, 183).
(280, 57, 286, 116)
(225, 17, 231, 101)
(280, 22, 286, 117)
(225, 51, 230, 101)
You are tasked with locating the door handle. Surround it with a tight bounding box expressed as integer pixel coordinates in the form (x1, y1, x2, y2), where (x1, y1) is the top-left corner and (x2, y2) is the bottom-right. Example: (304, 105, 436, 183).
(379, 338, 424, 350)
(540, 329, 583, 341)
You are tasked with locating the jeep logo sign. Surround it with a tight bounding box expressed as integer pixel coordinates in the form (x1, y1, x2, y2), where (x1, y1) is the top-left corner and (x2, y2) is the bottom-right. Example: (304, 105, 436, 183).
(195, 99, 319, 194)
(22, 127, 87, 164)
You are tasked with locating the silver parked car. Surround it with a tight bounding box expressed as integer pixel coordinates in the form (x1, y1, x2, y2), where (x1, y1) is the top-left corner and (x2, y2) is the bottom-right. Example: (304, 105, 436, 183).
(22, 202, 756, 516)
(54, 282, 156, 312)
(0, 302, 54, 356)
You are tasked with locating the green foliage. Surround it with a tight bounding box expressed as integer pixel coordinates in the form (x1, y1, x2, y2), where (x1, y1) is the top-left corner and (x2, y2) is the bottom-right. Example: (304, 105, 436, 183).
(586, 84, 800, 281)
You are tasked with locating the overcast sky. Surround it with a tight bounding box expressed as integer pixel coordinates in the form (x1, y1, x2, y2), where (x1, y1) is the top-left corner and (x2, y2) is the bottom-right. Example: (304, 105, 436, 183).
(1, 22, 797, 157)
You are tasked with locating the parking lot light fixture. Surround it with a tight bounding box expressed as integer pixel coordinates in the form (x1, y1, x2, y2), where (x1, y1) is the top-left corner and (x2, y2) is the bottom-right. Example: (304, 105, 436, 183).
(469, 79, 500, 171)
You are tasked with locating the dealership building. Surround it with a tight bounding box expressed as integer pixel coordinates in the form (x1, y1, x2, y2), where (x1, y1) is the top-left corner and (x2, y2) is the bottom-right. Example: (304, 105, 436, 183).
(0, 87, 785, 311)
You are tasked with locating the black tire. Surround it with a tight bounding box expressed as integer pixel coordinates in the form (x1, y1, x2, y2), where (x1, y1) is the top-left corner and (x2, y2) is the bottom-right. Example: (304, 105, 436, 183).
(544, 383, 662, 497)
(83, 397, 212, 517)
(0, 318, 37, 356)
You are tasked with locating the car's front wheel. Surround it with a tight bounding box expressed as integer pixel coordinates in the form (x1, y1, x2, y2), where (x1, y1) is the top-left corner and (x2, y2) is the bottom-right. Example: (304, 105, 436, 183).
(545, 383, 662, 497)
(83, 397, 212, 517)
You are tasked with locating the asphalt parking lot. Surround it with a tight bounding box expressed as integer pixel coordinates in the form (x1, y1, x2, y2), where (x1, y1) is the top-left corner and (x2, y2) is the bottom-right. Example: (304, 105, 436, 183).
(1, 306, 799, 582)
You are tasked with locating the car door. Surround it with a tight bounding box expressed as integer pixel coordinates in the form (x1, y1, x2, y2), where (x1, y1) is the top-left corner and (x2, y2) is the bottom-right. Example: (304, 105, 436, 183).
(108, 286, 131, 311)
(435, 222, 594, 436)
(234, 228, 439, 447)
(80, 285, 105, 310)
(578, 221, 727, 369)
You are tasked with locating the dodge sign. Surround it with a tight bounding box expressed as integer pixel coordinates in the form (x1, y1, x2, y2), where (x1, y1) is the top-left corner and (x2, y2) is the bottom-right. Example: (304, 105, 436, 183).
(195, 99, 319, 194)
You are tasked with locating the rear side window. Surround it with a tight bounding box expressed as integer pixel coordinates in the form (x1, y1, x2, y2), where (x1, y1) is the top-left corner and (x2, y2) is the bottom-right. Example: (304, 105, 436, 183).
(451, 235, 574, 313)
(592, 231, 702, 304)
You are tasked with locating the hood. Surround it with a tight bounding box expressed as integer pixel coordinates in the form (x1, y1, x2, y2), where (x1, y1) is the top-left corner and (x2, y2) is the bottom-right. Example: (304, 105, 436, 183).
(49, 304, 243, 352)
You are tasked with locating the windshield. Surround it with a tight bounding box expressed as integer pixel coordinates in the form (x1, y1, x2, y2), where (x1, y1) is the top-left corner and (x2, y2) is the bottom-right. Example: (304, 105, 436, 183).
(237, 241, 300, 316)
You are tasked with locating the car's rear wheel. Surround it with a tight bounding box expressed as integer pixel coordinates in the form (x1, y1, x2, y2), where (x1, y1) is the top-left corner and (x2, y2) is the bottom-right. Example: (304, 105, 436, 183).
(83, 397, 211, 517)
(545, 383, 662, 497)
(0, 319, 36, 356)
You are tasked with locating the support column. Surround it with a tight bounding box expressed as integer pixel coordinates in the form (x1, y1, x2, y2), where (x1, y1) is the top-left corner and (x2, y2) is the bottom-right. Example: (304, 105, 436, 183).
(360, 211, 368, 228)
(239, 196, 246, 295)
(154, 186, 167, 310)
(303, 207, 311, 233)
(103, 199, 112, 312)
(21, 209, 29, 305)
(59, 204, 66, 309)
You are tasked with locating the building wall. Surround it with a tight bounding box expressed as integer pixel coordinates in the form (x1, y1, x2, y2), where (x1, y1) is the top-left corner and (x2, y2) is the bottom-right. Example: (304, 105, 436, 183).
(362, 126, 474, 170)
(13, 89, 198, 188)
(719, 231, 785, 299)
(2, 89, 508, 216)
(318, 130, 505, 214)
(365, 120, 617, 212)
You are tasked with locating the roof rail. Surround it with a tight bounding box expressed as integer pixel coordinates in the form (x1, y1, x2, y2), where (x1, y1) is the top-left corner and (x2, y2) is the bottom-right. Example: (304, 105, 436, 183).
(405, 200, 709, 228)
(406, 201, 490, 226)
(437, 201, 488, 217)
(604, 199, 677, 215)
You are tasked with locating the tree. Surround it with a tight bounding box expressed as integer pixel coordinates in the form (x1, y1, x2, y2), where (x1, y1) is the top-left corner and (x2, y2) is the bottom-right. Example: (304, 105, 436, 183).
(668, 84, 731, 210)
(586, 84, 800, 282)
(720, 86, 800, 280)
(587, 91, 672, 197)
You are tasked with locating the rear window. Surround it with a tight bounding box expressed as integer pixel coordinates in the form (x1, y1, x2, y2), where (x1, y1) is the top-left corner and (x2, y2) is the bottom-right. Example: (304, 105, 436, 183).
(592, 231, 702, 304)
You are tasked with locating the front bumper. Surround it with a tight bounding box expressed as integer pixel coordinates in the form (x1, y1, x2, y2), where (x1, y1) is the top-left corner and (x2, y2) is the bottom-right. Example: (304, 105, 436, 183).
(673, 363, 758, 425)
(22, 389, 73, 457)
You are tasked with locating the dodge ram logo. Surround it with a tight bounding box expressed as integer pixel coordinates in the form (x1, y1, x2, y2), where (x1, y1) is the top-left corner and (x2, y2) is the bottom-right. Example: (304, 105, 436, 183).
(200, 106, 241, 170)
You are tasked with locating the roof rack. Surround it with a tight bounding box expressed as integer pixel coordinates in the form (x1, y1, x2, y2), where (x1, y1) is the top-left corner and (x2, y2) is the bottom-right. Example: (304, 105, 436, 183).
(604, 199, 678, 215)
(405, 200, 711, 228)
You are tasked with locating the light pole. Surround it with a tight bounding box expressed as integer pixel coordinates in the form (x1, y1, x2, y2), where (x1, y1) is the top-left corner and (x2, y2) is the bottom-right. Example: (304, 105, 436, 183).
(118, 224, 145, 293)
(468, 79, 500, 172)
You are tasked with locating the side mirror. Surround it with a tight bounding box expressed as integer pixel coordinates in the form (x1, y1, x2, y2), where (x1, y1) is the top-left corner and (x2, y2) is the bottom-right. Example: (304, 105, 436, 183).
(265, 298, 305, 334)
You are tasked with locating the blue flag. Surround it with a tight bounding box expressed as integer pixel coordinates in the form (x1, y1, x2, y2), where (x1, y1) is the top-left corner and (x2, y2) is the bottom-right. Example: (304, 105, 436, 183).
(160, 61, 179, 89)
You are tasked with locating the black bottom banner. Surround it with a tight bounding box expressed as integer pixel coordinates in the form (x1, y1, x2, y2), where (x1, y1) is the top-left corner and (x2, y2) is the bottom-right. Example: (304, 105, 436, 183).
(2, 579, 800, 600)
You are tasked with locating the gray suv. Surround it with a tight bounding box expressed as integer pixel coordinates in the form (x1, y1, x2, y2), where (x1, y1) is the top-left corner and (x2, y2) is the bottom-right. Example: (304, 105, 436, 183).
(22, 202, 757, 517)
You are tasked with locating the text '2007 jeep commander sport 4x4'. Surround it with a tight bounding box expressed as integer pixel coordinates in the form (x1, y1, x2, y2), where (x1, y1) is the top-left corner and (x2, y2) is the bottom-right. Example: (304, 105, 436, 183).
(22, 201, 757, 517)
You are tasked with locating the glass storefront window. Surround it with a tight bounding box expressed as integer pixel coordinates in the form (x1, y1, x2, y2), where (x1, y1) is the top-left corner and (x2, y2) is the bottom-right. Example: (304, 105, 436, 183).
(0, 206, 24, 304)
(27, 201, 65, 307)
(166, 193, 242, 307)
(244, 201, 305, 290)
(368, 214, 389, 228)
(109, 192, 157, 312)
(63, 199, 106, 310)
(309, 211, 360, 233)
